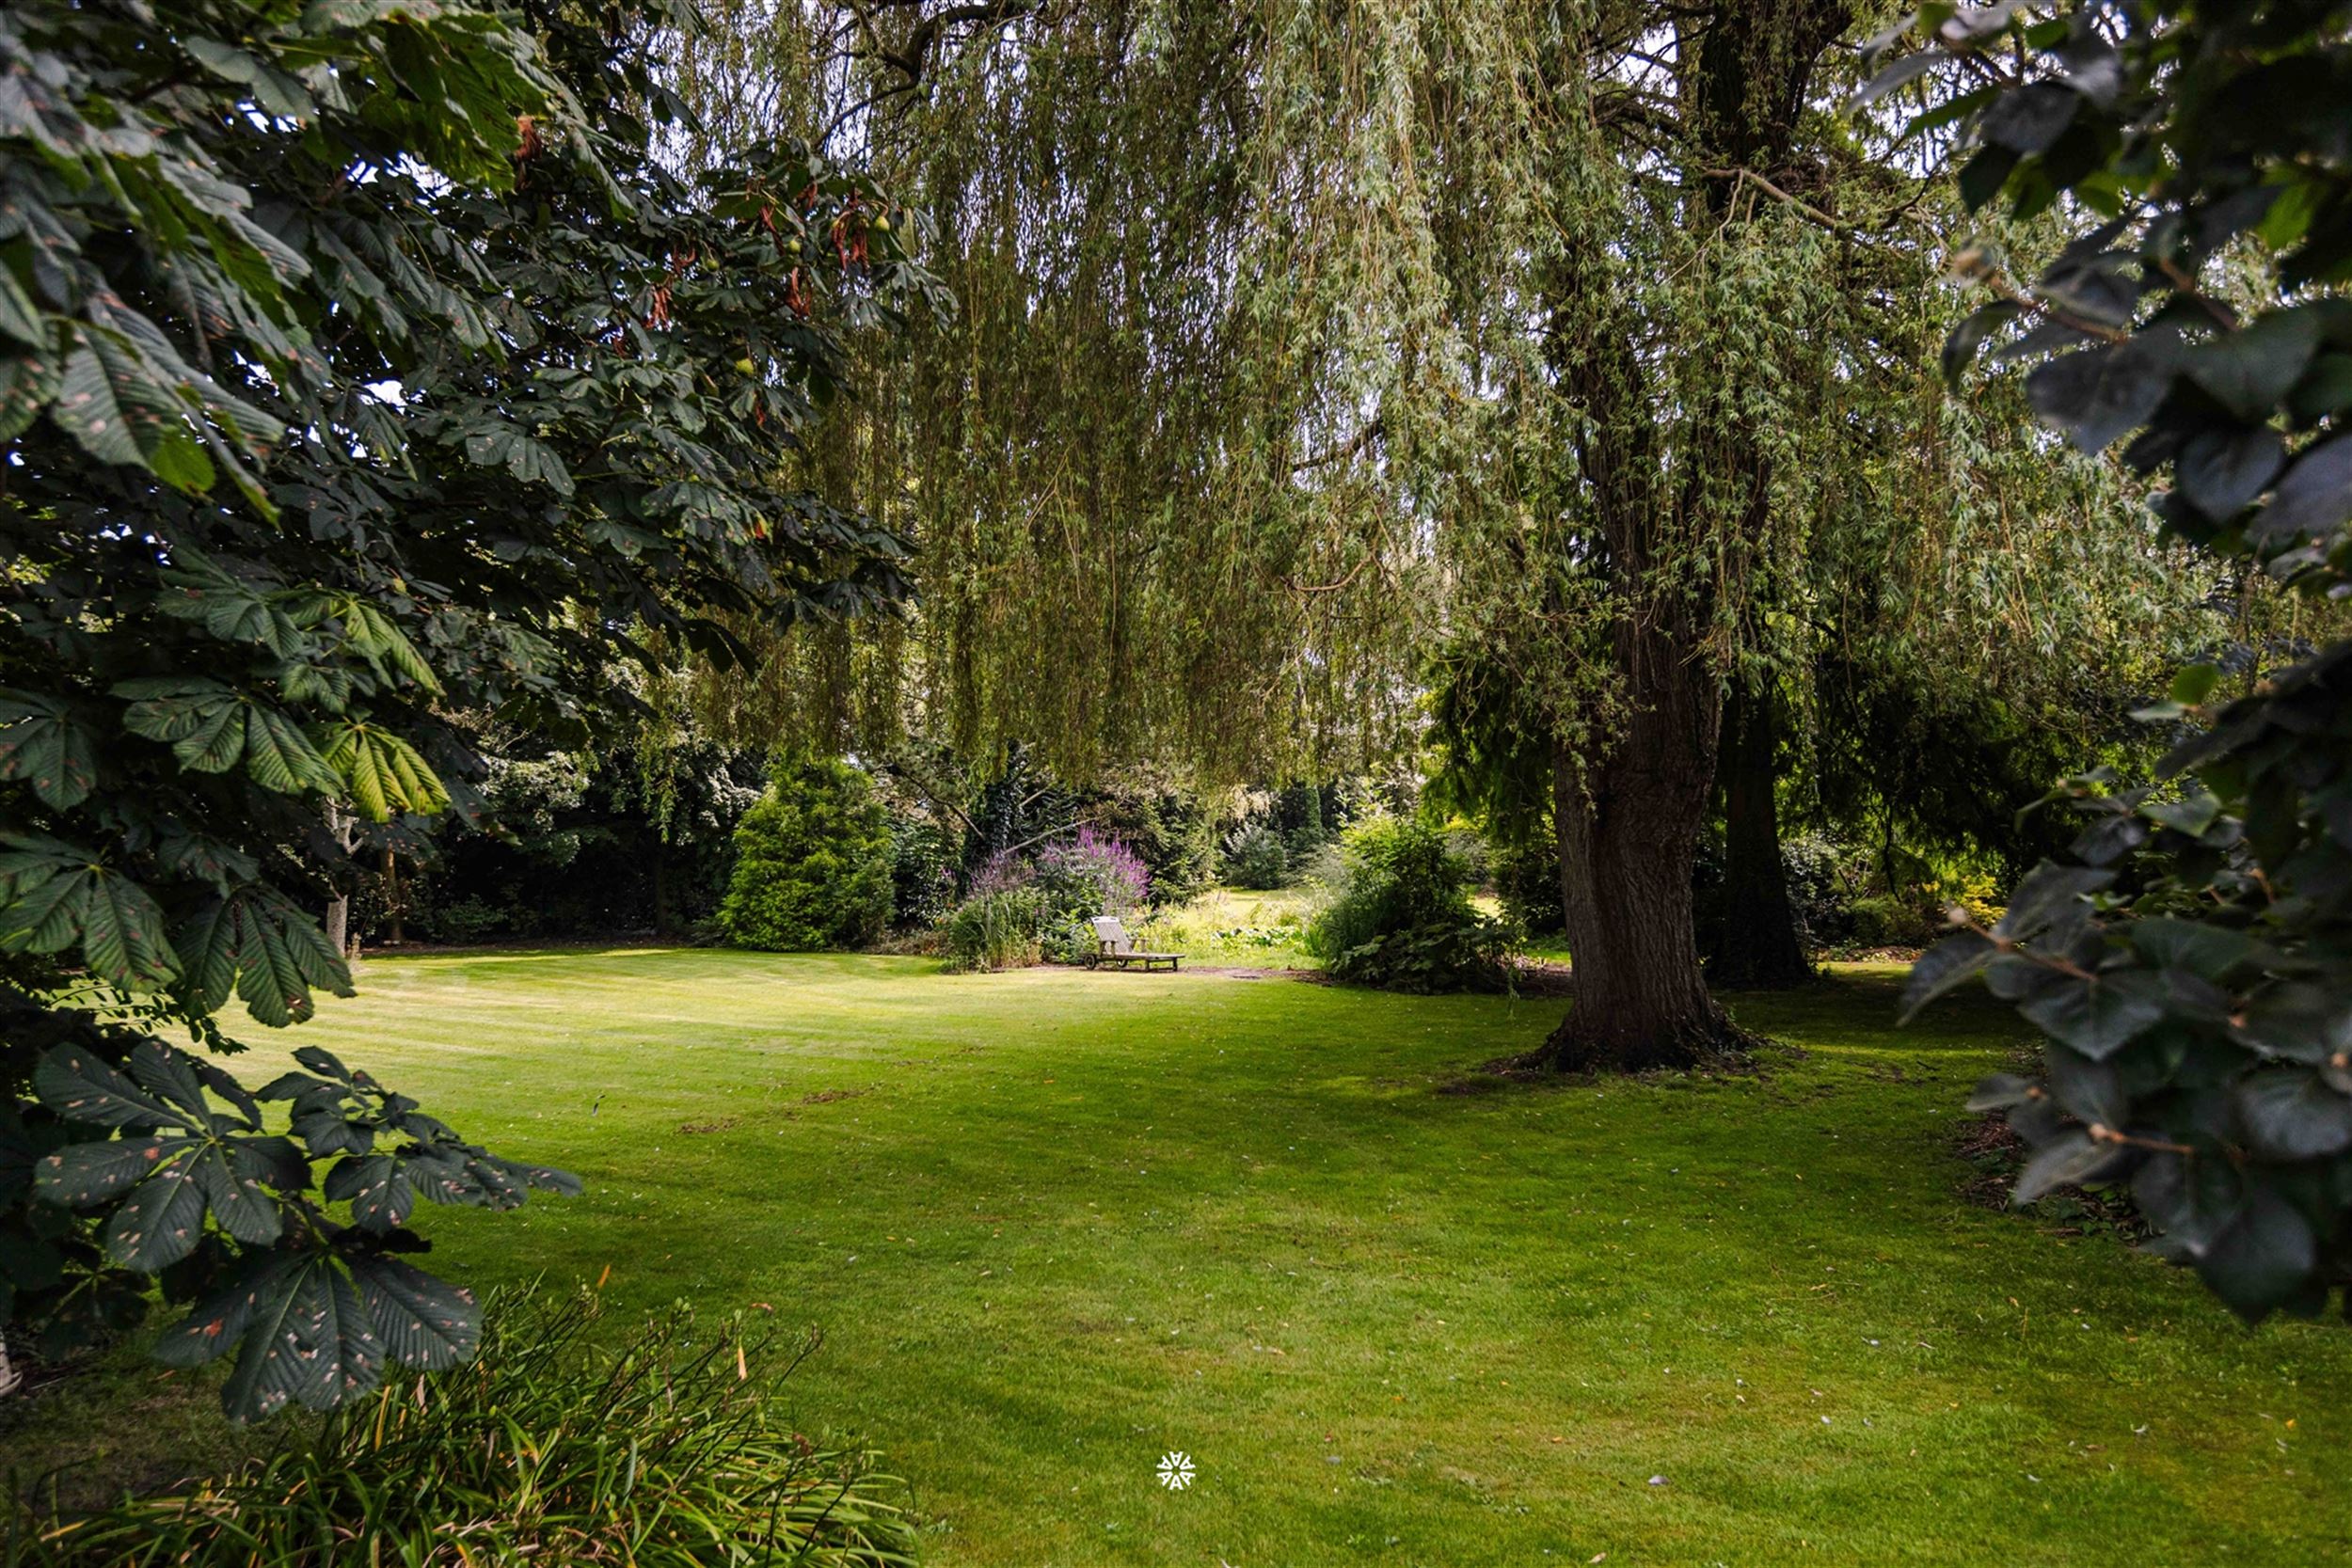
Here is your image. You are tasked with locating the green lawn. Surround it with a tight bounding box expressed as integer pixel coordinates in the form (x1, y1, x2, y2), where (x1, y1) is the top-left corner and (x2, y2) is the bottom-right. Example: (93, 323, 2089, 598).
(18, 950, 2352, 1564)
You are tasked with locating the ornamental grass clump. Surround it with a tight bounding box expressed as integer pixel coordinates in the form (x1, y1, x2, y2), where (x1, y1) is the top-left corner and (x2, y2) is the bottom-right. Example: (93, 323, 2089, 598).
(13, 1288, 918, 1567)
(939, 888, 1046, 973)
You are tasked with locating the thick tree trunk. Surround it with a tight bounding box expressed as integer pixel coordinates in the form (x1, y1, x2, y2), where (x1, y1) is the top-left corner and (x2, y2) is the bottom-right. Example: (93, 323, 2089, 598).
(1708, 682, 1811, 989)
(1543, 622, 1750, 1072)
(1526, 0, 1848, 1071)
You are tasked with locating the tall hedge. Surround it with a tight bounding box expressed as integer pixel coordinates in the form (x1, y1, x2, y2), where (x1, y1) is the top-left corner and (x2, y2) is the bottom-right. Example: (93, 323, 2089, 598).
(719, 756, 893, 951)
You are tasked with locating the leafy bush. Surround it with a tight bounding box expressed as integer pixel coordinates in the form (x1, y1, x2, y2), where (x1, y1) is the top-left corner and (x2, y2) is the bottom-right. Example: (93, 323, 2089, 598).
(1883, 0, 2352, 1320)
(1780, 832, 1861, 947)
(941, 889, 1047, 972)
(937, 827, 1149, 970)
(15, 1288, 917, 1566)
(1049, 915, 1103, 966)
(1772, 835, 2000, 955)
(392, 721, 766, 945)
(1221, 821, 1290, 889)
(1295, 840, 1348, 891)
(1847, 894, 1941, 950)
(719, 755, 894, 951)
(1307, 818, 1513, 992)
(1440, 825, 1491, 889)
(1491, 833, 1565, 936)
(428, 895, 528, 944)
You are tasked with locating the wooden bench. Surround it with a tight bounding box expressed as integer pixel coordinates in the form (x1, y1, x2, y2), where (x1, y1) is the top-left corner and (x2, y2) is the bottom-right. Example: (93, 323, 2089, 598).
(1086, 916, 1182, 973)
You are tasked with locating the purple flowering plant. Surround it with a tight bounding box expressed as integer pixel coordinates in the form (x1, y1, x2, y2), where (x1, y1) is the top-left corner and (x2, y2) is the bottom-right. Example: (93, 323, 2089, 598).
(1038, 826, 1151, 914)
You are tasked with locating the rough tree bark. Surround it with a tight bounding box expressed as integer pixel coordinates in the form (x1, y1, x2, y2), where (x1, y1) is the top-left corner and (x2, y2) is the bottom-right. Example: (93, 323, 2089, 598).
(1548, 616, 1740, 1070)
(1708, 681, 1812, 989)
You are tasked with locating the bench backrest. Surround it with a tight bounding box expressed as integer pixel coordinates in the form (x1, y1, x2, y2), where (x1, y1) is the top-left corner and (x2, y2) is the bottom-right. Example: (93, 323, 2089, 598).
(1090, 916, 1132, 954)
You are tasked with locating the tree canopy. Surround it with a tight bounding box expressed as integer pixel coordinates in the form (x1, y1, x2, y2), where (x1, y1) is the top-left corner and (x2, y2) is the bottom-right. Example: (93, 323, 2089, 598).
(661, 0, 2245, 1066)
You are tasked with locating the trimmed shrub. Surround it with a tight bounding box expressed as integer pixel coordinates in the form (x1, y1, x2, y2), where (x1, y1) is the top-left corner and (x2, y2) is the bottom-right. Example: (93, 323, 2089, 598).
(1221, 821, 1289, 889)
(718, 753, 893, 951)
(16, 1288, 917, 1567)
(1307, 817, 1513, 992)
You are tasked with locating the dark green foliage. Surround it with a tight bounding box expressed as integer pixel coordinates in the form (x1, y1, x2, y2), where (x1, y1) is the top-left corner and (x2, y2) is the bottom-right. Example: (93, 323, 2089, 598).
(15, 1037, 576, 1419)
(1811, 658, 2098, 885)
(962, 743, 1077, 868)
(1844, 895, 1942, 951)
(1307, 818, 1513, 993)
(1272, 782, 1337, 858)
(13, 1287, 918, 1566)
(719, 755, 893, 952)
(887, 814, 961, 931)
(1221, 821, 1290, 890)
(1699, 826, 2000, 958)
(1881, 0, 2352, 1319)
(1779, 833, 1864, 949)
(1491, 832, 1565, 938)
(379, 727, 764, 944)
(1430, 653, 1565, 936)
(1086, 778, 1219, 903)
(0, 0, 929, 1411)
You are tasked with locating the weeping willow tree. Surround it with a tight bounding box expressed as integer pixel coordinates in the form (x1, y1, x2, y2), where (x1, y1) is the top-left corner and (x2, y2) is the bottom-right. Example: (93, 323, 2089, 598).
(667, 0, 2221, 1068)
(675, 2, 1487, 782)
